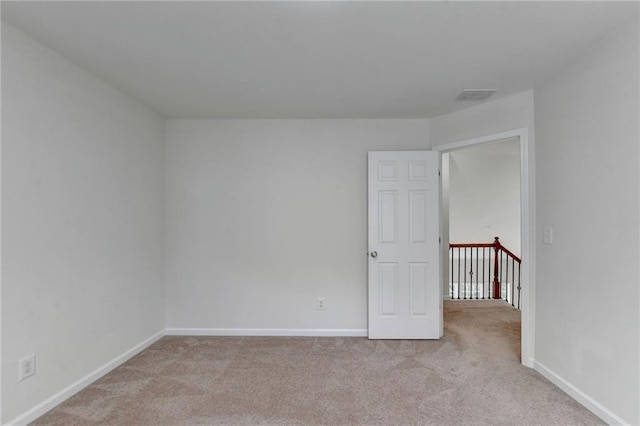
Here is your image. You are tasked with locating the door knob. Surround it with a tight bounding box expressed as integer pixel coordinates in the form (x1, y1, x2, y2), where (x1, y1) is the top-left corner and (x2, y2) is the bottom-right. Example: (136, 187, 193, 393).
(370, 251, 378, 258)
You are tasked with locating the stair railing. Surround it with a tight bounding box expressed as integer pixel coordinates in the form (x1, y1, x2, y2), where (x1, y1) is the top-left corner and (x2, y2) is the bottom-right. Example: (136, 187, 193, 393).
(449, 237, 521, 309)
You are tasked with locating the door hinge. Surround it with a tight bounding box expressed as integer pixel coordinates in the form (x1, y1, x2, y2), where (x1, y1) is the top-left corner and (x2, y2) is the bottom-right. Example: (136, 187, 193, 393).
(438, 170, 441, 176)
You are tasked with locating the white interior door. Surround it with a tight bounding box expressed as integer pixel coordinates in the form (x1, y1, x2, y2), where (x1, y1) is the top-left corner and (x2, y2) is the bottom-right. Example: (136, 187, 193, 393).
(368, 151, 442, 339)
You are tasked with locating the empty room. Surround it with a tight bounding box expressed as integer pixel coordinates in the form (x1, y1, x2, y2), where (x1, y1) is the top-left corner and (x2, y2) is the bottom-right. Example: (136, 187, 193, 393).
(1, 1, 639, 425)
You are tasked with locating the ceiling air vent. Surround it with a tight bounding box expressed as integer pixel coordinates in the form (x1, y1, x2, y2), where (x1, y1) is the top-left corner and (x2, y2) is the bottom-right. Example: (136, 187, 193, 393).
(455, 89, 497, 101)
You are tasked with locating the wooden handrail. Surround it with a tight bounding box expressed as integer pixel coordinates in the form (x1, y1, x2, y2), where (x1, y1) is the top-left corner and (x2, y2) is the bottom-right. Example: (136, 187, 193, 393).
(500, 246, 521, 264)
(449, 243, 495, 248)
(450, 238, 521, 263)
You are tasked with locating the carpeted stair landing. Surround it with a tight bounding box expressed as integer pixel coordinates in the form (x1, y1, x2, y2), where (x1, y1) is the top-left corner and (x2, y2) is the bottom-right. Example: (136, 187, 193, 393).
(32, 300, 603, 425)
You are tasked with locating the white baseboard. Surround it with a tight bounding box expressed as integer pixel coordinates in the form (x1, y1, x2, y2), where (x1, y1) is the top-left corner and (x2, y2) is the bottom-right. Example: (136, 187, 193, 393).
(533, 360, 630, 425)
(522, 356, 535, 369)
(165, 328, 368, 337)
(6, 330, 165, 426)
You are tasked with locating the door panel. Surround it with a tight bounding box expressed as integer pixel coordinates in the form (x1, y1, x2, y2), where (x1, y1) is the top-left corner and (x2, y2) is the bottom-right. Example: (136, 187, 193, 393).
(379, 191, 398, 243)
(409, 262, 428, 316)
(368, 151, 442, 339)
(379, 263, 398, 316)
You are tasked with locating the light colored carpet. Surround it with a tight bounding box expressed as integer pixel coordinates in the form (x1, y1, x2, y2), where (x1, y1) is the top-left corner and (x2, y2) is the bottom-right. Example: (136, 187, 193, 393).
(32, 301, 603, 425)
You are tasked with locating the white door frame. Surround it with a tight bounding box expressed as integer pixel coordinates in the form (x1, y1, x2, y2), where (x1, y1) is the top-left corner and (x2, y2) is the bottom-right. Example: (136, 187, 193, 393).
(433, 127, 535, 368)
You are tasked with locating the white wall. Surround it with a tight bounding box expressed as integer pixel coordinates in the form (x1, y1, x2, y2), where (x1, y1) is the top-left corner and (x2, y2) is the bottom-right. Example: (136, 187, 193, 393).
(165, 119, 430, 332)
(430, 90, 535, 147)
(534, 15, 639, 425)
(449, 138, 521, 253)
(1, 24, 166, 422)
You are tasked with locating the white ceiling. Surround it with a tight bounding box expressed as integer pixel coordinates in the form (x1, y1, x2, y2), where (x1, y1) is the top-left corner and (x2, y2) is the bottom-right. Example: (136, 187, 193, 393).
(2, 1, 638, 119)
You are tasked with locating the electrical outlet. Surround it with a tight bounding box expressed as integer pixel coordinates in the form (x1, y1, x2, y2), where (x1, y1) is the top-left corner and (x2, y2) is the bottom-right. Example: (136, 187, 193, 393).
(317, 297, 325, 310)
(19, 354, 36, 381)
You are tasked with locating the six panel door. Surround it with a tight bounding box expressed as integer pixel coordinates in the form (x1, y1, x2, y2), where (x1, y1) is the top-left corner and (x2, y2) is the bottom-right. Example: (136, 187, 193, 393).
(368, 151, 442, 339)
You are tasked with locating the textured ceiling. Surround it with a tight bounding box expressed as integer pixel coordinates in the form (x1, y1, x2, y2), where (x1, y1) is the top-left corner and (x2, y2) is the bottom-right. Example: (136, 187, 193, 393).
(2, 1, 638, 118)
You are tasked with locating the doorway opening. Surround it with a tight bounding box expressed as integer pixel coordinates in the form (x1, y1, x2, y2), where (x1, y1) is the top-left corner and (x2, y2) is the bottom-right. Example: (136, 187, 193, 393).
(446, 137, 521, 304)
(435, 128, 532, 367)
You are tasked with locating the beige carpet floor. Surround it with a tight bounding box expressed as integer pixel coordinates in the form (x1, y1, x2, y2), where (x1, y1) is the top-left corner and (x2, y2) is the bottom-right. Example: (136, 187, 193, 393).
(32, 300, 603, 425)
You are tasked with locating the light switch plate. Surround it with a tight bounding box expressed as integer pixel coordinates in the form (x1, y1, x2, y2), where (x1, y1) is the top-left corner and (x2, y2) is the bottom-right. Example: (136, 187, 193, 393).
(543, 227, 553, 245)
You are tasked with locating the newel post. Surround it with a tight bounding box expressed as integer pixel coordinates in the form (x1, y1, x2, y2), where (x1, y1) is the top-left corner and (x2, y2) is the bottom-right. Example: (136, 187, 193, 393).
(493, 237, 501, 299)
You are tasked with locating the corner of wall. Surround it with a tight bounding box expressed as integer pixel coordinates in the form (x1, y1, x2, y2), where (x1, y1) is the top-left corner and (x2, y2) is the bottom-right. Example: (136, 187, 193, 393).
(1, 23, 167, 423)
